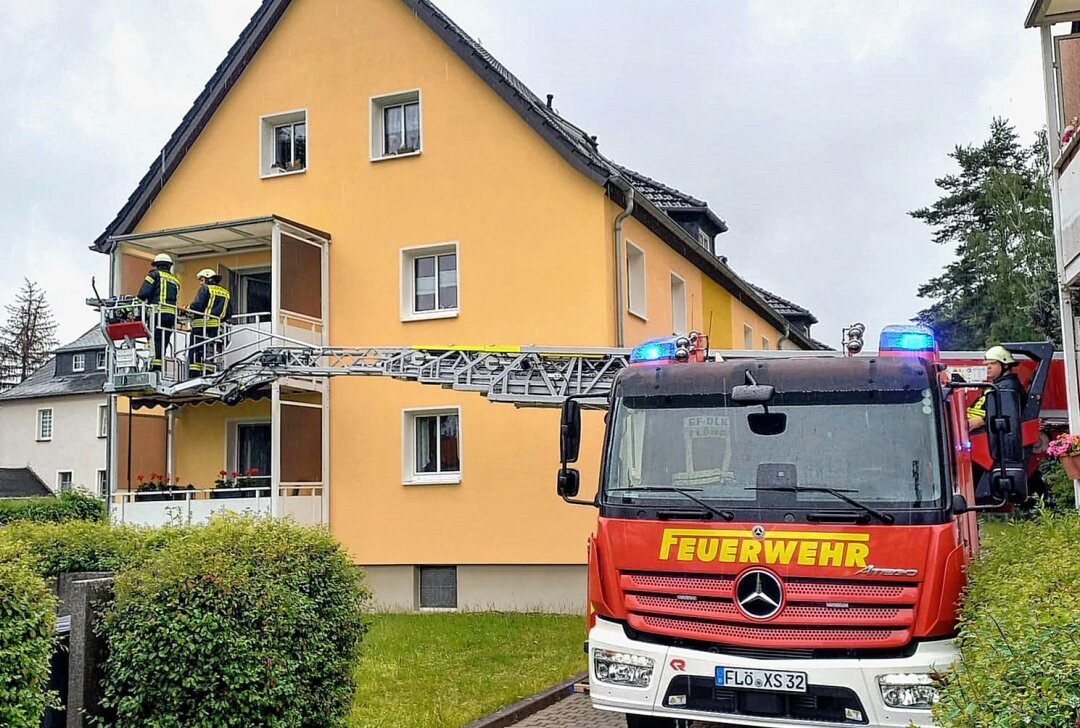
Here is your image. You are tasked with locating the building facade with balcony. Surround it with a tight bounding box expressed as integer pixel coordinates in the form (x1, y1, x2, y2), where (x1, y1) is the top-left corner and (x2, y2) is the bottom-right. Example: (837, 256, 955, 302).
(93, 0, 821, 610)
(1028, 1, 1080, 502)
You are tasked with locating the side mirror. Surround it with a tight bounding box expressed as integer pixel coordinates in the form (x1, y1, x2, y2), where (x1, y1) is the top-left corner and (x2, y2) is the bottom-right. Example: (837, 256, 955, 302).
(993, 467, 1029, 504)
(557, 468, 581, 499)
(560, 399, 582, 464)
(951, 493, 969, 514)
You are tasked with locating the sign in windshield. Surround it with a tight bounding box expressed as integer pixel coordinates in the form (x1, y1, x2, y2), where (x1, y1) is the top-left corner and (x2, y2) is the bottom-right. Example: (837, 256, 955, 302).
(605, 390, 943, 509)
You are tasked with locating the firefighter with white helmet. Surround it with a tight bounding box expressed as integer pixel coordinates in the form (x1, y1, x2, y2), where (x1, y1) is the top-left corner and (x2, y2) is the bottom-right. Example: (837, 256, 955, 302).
(967, 345, 1027, 431)
(187, 268, 232, 379)
(136, 253, 180, 372)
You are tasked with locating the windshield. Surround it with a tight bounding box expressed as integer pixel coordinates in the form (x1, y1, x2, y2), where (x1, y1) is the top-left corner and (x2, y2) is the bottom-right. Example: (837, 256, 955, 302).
(604, 389, 944, 511)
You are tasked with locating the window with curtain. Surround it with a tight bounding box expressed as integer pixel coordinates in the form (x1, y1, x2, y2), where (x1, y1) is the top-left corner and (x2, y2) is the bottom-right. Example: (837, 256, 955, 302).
(236, 423, 272, 483)
(410, 410, 460, 480)
(412, 252, 457, 312)
(383, 102, 420, 155)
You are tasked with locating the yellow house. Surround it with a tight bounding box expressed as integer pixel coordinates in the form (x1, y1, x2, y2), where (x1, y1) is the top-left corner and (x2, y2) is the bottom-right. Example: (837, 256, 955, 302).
(93, 0, 822, 611)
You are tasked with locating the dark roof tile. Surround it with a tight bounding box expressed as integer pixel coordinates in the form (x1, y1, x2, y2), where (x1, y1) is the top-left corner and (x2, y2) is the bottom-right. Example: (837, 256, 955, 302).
(0, 468, 51, 498)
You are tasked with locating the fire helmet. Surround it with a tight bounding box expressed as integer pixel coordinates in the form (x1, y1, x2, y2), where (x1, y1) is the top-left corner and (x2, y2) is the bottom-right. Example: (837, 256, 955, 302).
(983, 345, 1016, 366)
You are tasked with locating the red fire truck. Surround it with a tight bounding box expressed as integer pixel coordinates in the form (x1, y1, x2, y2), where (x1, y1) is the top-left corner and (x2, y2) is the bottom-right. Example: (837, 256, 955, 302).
(557, 325, 1054, 728)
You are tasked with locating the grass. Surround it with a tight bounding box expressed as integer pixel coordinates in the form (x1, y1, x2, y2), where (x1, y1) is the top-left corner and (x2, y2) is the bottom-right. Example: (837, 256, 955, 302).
(349, 612, 587, 728)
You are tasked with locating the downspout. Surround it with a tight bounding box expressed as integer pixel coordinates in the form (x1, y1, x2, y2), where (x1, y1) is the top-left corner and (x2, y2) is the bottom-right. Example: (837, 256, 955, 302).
(777, 323, 791, 350)
(612, 179, 635, 348)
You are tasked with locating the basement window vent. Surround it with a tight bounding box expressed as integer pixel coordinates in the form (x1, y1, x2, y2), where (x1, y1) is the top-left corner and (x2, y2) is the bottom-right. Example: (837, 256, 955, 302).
(419, 566, 457, 610)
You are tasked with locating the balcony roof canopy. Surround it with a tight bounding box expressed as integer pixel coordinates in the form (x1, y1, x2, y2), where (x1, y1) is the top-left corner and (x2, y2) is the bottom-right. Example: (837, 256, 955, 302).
(1027, 0, 1080, 27)
(108, 215, 329, 259)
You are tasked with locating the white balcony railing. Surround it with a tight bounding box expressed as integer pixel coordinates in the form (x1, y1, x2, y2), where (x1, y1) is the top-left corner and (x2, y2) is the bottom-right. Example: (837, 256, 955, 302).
(110, 485, 324, 527)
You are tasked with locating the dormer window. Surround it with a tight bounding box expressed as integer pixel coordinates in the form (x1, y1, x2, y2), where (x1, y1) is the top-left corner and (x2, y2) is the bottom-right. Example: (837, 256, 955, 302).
(72, 353, 86, 372)
(697, 228, 711, 249)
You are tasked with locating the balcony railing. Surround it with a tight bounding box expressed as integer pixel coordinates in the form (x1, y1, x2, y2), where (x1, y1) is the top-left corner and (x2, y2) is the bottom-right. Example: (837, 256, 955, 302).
(110, 484, 324, 527)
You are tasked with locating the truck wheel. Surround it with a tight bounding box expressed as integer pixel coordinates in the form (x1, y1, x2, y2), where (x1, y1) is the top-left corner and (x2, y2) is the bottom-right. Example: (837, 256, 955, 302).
(625, 715, 690, 728)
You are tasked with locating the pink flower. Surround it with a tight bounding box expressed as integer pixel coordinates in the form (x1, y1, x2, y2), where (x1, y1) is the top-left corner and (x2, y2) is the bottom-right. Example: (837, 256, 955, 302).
(137, 475, 145, 483)
(1048, 433, 1080, 458)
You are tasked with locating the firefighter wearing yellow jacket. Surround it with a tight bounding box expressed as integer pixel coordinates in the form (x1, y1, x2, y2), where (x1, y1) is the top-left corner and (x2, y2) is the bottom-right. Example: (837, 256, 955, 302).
(188, 269, 232, 379)
(136, 253, 180, 372)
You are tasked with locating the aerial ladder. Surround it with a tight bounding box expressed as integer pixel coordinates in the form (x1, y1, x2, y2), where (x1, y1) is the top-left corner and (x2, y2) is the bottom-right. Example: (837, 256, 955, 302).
(89, 296, 850, 408)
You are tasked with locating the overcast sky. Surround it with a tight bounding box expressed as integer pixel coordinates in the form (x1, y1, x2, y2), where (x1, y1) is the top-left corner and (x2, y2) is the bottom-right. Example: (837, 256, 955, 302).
(1, 0, 1046, 348)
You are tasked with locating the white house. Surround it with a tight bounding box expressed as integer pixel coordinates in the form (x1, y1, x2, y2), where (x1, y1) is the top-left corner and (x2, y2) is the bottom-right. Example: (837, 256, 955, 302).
(0, 328, 110, 496)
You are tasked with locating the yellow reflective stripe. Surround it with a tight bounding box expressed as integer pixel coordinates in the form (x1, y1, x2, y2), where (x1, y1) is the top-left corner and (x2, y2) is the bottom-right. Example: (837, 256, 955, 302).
(967, 394, 986, 419)
(190, 320, 221, 328)
(410, 345, 522, 353)
(144, 275, 155, 284)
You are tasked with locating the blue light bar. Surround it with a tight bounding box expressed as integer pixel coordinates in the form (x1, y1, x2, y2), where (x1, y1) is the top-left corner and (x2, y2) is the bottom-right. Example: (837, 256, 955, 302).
(879, 325, 936, 352)
(630, 337, 678, 364)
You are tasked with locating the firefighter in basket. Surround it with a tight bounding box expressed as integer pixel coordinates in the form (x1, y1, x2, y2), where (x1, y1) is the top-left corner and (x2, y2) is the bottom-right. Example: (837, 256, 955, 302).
(187, 268, 232, 379)
(135, 254, 180, 372)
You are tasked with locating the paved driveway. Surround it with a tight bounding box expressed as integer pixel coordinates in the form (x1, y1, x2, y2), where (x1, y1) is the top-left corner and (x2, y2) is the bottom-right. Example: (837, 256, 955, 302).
(512, 694, 716, 727)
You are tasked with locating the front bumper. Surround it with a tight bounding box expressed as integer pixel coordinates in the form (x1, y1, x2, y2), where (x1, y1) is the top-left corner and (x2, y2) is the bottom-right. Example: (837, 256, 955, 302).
(588, 617, 954, 727)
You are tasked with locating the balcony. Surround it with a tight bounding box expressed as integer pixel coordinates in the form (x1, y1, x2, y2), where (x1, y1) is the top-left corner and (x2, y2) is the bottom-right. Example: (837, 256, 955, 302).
(110, 484, 323, 527)
(100, 216, 330, 527)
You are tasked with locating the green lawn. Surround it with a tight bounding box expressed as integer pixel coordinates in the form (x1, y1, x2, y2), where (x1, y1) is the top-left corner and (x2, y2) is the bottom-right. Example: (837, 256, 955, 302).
(349, 613, 587, 728)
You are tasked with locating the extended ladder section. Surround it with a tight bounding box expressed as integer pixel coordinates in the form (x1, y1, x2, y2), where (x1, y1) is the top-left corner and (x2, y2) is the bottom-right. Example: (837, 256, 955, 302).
(91, 297, 634, 407)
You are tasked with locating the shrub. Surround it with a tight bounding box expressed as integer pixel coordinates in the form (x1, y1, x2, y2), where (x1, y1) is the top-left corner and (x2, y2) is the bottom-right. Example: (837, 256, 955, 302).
(0, 544, 58, 728)
(97, 516, 370, 728)
(1040, 458, 1076, 511)
(0, 491, 105, 525)
(934, 510, 1080, 727)
(0, 520, 184, 578)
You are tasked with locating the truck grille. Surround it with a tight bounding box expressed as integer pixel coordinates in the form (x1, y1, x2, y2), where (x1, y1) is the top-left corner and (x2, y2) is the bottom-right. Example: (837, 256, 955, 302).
(621, 571, 916, 649)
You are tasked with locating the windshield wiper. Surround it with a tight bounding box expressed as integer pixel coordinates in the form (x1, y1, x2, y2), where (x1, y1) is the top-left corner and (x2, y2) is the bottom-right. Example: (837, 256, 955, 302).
(607, 487, 735, 521)
(748, 485, 895, 525)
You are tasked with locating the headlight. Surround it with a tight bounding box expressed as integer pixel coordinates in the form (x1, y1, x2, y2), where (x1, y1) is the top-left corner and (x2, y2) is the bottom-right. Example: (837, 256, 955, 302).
(592, 648, 654, 687)
(877, 673, 939, 709)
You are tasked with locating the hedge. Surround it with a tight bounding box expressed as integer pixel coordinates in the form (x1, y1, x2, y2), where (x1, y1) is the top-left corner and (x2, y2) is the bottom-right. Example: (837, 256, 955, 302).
(0, 491, 105, 525)
(934, 510, 1080, 727)
(0, 520, 184, 578)
(0, 544, 57, 728)
(96, 516, 371, 728)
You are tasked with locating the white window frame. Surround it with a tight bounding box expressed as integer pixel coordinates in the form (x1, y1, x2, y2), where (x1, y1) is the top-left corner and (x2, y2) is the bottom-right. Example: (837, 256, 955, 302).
(36, 408, 53, 441)
(400, 242, 459, 321)
(97, 404, 109, 439)
(761, 336, 770, 350)
(698, 228, 711, 249)
(72, 352, 86, 372)
(259, 108, 308, 178)
(670, 272, 687, 334)
(626, 240, 647, 321)
(97, 469, 108, 497)
(402, 406, 462, 485)
(96, 350, 106, 370)
(743, 324, 754, 350)
(56, 470, 73, 493)
(371, 89, 422, 161)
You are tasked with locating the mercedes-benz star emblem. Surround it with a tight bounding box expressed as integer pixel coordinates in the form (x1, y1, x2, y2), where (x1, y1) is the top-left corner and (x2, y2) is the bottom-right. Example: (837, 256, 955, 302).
(734, 569, 784, 620)
(751, 524, 766, 539)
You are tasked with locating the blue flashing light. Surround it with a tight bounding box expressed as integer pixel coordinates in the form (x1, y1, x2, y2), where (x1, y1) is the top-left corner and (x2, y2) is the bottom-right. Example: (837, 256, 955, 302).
(630, 337, 678, 364)
(879, 325, 936, 353)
